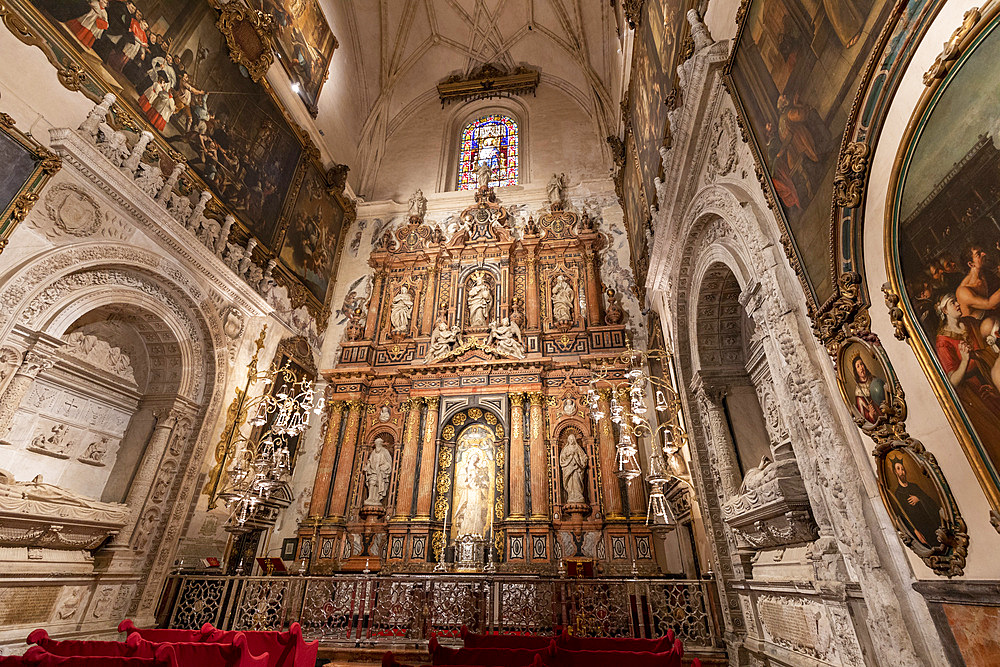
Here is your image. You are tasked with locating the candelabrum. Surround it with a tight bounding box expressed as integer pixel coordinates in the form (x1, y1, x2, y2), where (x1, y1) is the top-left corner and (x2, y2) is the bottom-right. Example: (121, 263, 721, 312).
(586, 344, 690, 526)
(209, 325, 325, 530)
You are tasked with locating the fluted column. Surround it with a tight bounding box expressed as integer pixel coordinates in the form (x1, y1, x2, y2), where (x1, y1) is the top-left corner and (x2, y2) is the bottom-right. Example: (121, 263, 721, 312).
(414, 397, 441, 519)
(328, 400, 363, 519)
(421, 266, 439, 334)
(692, 377, 741, 499)
(364, 269, 387, 339)
(0, 350, 54, 441)
(507, 393, 526, 519)
(527, 392, 548, 519)
(124, 407, 182, 538)
(525, 248, 540, 329)
(309, 400, 345, 518)
(583, 248, 603, 326)
(596, 389, 624, 518)
(392, 398, 423, 519)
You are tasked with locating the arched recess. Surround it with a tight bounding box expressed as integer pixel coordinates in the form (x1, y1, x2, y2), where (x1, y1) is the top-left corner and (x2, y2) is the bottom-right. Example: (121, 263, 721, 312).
(0, 242, 229, 616)
(437, 96, 531, 192)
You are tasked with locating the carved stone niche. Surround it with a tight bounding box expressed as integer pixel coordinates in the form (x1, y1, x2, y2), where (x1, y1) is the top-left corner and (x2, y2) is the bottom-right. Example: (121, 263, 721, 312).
(722, 456, 818, 550)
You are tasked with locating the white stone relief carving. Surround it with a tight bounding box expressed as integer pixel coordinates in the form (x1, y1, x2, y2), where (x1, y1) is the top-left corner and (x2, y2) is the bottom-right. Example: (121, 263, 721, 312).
(62, 332, 136, 384)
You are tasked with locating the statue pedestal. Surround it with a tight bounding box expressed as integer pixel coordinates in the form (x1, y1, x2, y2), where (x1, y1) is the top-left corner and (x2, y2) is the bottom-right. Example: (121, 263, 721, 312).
(340, 506, 387, 572)
(562, 502, 591, 519)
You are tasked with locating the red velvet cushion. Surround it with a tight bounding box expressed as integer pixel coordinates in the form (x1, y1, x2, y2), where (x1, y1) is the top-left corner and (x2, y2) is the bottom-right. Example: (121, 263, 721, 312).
(118, 620, 222, 643)
(430, 637, 549, 666)
(20, 647, 163, 666)
(544, 646, 680, 667)
(460, 626, 553, 650)
(27, 630, 152, 658)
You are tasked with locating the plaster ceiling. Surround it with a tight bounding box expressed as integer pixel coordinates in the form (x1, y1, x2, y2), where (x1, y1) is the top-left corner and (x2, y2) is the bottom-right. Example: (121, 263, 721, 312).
(315, 0, 625, 196)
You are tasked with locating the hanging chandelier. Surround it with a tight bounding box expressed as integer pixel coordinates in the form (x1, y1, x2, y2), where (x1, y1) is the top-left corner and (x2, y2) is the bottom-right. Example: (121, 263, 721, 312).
(586, 344, 690, 527)
(210, 326, 324, 530)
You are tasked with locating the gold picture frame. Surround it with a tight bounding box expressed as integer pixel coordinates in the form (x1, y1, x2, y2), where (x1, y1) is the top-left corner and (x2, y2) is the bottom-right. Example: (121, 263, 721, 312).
(0, 111, 60, 251)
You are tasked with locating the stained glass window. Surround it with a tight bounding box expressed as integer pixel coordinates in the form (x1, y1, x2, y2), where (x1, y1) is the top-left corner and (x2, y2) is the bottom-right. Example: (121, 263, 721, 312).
(458, 114, 519, 190)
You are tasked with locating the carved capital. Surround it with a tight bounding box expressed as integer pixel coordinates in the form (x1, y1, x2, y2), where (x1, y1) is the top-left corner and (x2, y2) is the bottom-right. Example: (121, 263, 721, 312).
(527, 392, 544, 406)
(509, 392, 525, 407)
(425, 396, 440, 409)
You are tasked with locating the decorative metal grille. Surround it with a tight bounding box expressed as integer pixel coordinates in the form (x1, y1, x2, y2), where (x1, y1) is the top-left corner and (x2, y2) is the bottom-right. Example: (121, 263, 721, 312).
(161, 574, 720, 649)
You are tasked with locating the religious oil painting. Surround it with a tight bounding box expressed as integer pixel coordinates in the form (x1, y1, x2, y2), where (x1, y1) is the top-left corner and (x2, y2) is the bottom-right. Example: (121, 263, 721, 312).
(0, 116, 59, 241)
(836, 338, 898, 429)
(278, 164, 346, 302)
(890, 15, 1000, 505)
(451, 423, 495, 541)
(728, 0, 895, 304)
(257, 0, 337, 113)
(877, 447, 946, 553)
(22, 0, 304, 246)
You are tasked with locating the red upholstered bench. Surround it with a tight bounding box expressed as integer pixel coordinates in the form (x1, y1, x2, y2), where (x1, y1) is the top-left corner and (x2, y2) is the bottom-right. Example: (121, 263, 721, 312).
(120, 620, 317, 667)
(15, 646, 166, 666)
(557, 629, 677, 652)
(383, 651, 544, 667)
(27, 630, 152, 658)
(118, 620, 222, 643)
(429, 636, 549, 666)
(460, 626, 554, 650)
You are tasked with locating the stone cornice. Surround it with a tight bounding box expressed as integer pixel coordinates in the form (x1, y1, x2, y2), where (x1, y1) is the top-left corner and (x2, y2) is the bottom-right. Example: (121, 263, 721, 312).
(47, 128, 274, 319)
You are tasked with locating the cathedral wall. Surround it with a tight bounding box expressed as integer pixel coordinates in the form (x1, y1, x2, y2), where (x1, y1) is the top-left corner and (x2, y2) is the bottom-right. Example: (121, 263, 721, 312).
(369, 84, 610, 203)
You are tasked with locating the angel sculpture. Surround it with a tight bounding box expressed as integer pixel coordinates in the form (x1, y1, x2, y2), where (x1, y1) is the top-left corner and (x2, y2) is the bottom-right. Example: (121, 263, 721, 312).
(486, 318, 525, 359)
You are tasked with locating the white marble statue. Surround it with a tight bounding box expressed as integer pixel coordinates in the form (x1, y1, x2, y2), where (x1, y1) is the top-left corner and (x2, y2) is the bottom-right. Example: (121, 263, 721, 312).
(0, 471, 123, 511)
(552, 275, 575, 323)
(476, 161, 493, 189)
(547, 172, 568, 208)
(390, 285, 414, 334)
(408, 189, 427, 220)
(486, 318, 525, 359)
(467, 274, 492, 328)
(29, 424, 69, 456)
(80, 436, 111, 463)
(425, 322, 463, 363)
(363, 438, 393, 506)
(559, 434, 588, 504)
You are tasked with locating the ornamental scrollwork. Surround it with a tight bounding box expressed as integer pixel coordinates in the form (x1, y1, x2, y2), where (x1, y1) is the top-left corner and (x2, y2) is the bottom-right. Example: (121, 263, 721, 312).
(215, 4, 276, 83)
(832, 142, 869, 208)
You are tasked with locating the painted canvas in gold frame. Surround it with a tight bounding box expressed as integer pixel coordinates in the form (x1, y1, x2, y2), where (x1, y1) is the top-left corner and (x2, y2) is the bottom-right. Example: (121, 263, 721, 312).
(0, 112, 60, 248)
(256, 0, 337, 116)
(885, 7, 1000, 518)
(726, 0, 896, 308)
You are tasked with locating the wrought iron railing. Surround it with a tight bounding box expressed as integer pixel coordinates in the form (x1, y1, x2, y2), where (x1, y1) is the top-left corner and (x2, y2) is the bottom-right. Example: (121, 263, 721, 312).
(159, 574, 721, 648)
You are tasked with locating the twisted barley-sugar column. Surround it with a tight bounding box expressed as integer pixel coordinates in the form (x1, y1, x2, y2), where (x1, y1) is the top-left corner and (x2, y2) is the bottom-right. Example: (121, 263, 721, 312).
(414, 397, 440, 519)
(527, 392, 549, 519)
(309, 400, 345, 518)
(327, 400, 363, 519)
(507, 393, 526, 518)
(392, 398, 423, 519)
(596, 389, 624, 518)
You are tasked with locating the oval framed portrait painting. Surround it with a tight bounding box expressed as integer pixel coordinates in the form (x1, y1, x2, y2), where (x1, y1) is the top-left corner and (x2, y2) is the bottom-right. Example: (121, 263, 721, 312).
(876, 442, 967, 576)
(836, 337, 902, 429)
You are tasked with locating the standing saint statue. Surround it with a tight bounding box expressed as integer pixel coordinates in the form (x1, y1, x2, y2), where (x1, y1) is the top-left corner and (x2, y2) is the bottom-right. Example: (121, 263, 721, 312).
(476, 161, 493, 189)
(559, 433, 588, 504)
(390, 285, 414, 334)
(408, 189, 427, 221)
(551, 275, 575, 323)
(363, 438, 393, 506)
(467, 274, 492, 328)
(547, 173, 567, 209)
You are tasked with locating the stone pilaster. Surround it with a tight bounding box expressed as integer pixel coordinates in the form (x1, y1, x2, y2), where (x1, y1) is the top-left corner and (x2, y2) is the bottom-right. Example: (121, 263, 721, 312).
(0, 349, 56, 442)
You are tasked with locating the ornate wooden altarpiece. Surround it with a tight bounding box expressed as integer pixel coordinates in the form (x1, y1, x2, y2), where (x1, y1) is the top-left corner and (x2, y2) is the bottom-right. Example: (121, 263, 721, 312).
(300, 184, 657, 575)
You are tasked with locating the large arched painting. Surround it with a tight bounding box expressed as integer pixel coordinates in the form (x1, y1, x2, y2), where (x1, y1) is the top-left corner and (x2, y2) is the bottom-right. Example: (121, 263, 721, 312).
(451, 423, 495, 541)
(727, 0, 897, 305)
(890, 13, 1000, 509)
